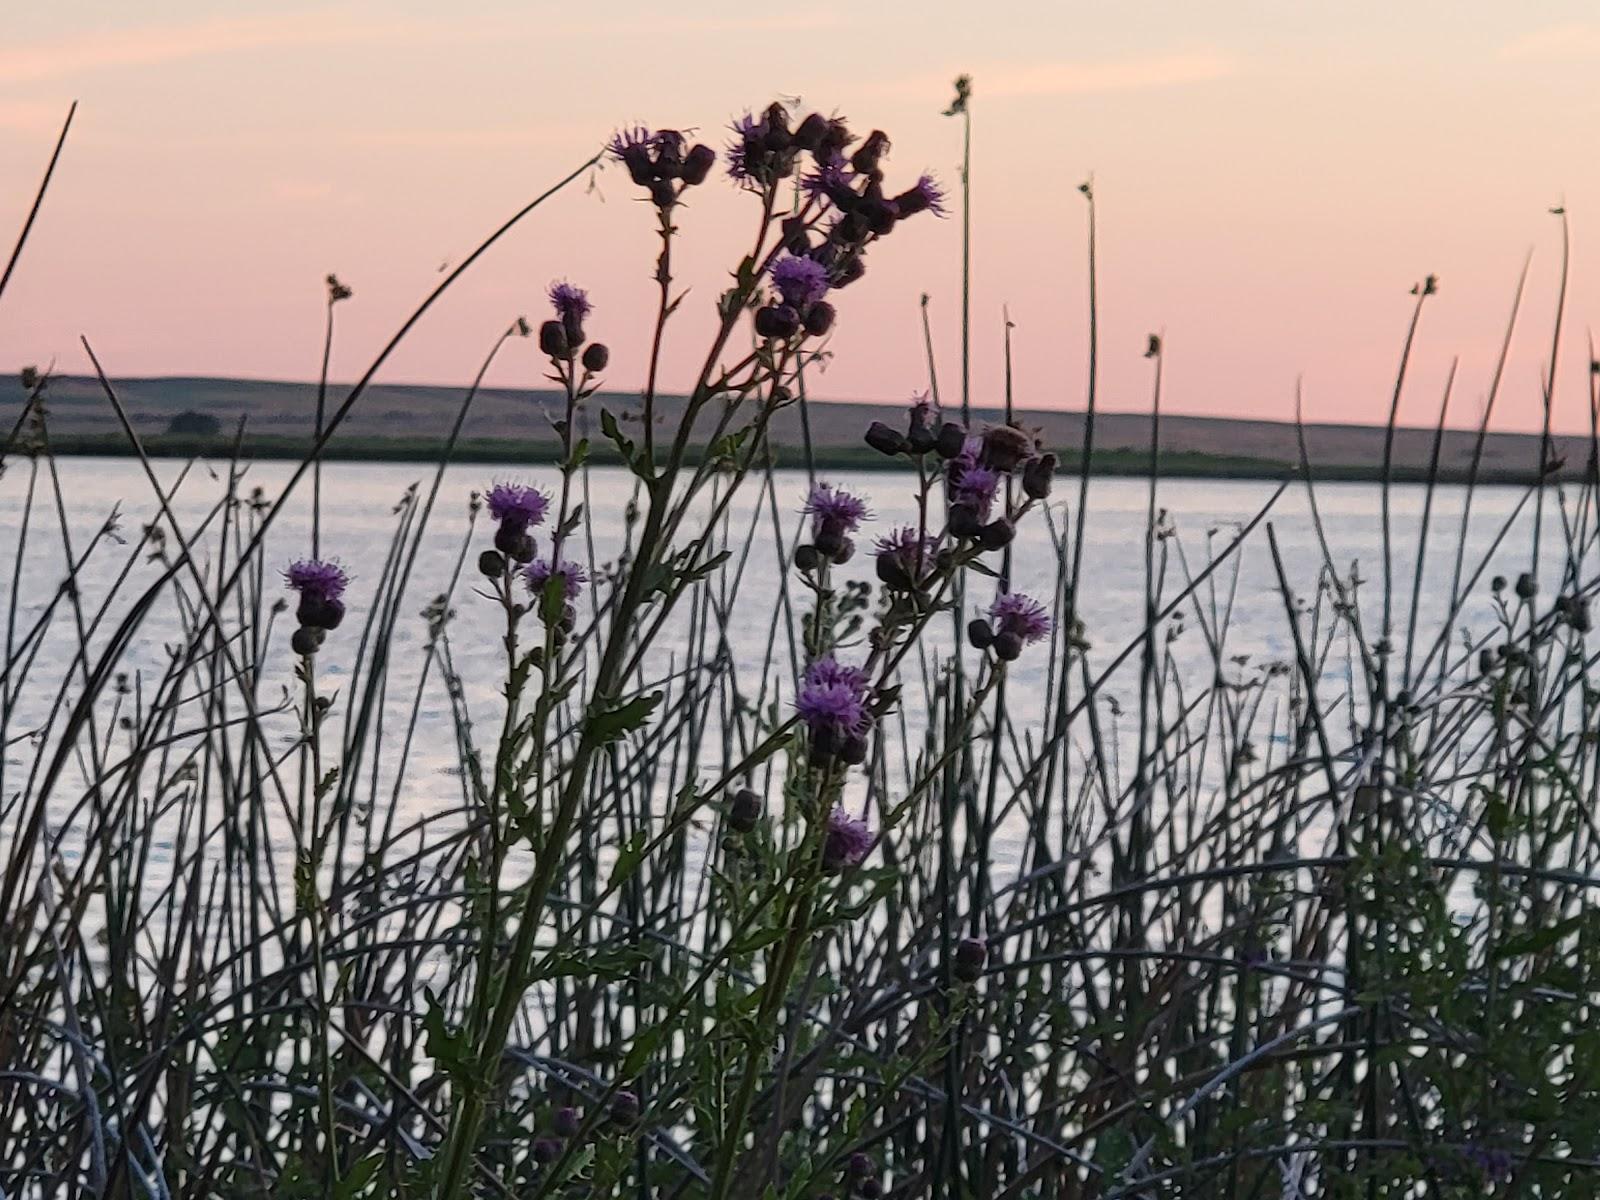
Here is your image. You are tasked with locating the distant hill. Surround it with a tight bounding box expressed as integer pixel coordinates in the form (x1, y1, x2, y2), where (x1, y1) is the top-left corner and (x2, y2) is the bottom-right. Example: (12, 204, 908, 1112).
(2, 373, 1584, 483)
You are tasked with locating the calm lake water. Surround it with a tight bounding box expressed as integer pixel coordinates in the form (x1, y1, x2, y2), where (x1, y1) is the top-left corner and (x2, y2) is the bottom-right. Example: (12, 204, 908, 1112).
(0, 457, 1563, 870)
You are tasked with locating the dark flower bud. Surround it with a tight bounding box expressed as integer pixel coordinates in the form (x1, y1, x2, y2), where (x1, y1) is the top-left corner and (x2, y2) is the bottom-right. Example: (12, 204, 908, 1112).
(1478, 648, 1495, 675)
(728, 788, 763, 833)
(877, 555, 912, 590)
(850, 130, 891, 175)
(621, 145, 653, 186)
(763, 101, 790, 136)
(581, 343, 610, 373)
(954, 936, 988, 982)
(1022, 452, 1056, 499)
(649, 177, 677, 209)
(291, 626, 322, 656)
(855, 1181, 883, 1199)
(755, 304, 801, 339)
(839, 732, 869, 765)
(815, 525, 846, 560)
(539, 320, 570, 359)
(653, 130, 685, 178)
(809, 722, 840, 765)
(533, 1138, 563, 1164)
(780, 216, 811, 255)
(948, 503, 982, 539)
(818, 117, 851, 156)
(1571, 599, 1592, 632)
(848, 1152, 874, 1179)
(866, 421, 906, 456)
(978, 518, 1015, 551)
(981, 425, 1035, 472)
(478, 549, 506, 578)
(993, 631, 1023, 661)
(935, 422, 968, 459)
(794, 112, 830, 150)
(610, 1089, 640, 1128)
(682, 143, 716, 185)
(1491, 575, 1507, 593)
(834, 256, 866, 287)
(804, 301, 836, 337)
(318, 597, 346, 630)
(493, 523, 526, 559)
(832, 536, 855, 565)
(1515, 572, 1538, 600)
(858, 197, 897, 236)
(510, 533, 536, 564)
(794, 544, 822, 571)
(967, 618, 994, 649)
(553, 1106, 581, 1138)
(907, 421, 936, 455)
(834, 212, 870, 243)
(894, 185, 933, 216)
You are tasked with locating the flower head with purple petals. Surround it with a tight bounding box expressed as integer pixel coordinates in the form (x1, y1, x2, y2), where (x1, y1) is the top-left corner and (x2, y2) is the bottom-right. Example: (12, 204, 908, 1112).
(822, 806, 876, 871)
(285, 559, 348, 604)
(607, 125, 655, 159)
(524, 556, 588, 602)
(991, 592, 1052, 644)
(896, 173, 948, 218)
(875, 526, 937, 584)
(796, 654, 872, 742)
(548, 281, 591, 324)
(804, 655, 871, 697)
(485, 482, 551, 532)
(947, 461, 1001, 519)
(803, 483, 871, 536)
(770, 255, 830, 308)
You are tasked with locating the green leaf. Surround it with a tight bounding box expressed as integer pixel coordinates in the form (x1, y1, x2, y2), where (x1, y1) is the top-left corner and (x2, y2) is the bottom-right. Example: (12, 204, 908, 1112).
(587, 692, 662, 745)
(333, 1154, 384, 1199)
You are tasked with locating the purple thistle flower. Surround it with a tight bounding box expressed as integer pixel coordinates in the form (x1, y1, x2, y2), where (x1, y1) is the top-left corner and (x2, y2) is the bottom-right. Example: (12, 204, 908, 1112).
(485, 482, 550, 532)
(607, 125, 654, 159)
(990, 592, 1052, 644)
(548, 281, 591, 323)
(725, 112, 760, 184)
(770, 255, 830, 308)
(803, 482, 871, 535)
(822, 806, 875, 871)
(285, 559, 348, 604)
(801, 153, 855, 203)
(524, 556, 588, 602)
(948, 461, 1000, 519)
(875, 526, 936, 584)
(796, 680, 868, 739)
(804, 654, 871, 698)
(896, 173, 948, 218)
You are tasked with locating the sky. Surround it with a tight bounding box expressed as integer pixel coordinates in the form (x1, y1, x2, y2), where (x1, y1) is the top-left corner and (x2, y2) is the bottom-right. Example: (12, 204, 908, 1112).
(2, 1, 1600, 432)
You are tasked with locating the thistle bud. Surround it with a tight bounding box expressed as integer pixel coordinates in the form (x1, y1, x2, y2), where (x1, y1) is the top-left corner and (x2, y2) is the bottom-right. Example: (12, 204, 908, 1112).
(1491, 575, 1507, 594)
(981, 425, 1035, 473)
(553, 1106, 581, 1137)
(804, 301, 836, 337)
(814, 525, 846, 560)
(848, 1152, 874, 1180)
(935, 422, 967, 459)
(954, 936, 988, 982)
(728, 788, 763, 833)
(478, 549, 506, 578)
(978, 519, 1014, 551)
(834, 256, 866, 287)
(682, 143, 716, 185)
(1022, 453, 1057, 499)
(1515, 572, 1538, 600)
(839, 733, 869, 766)
(794, 545, 822, 571)
(794, 112, 830, 150)
(755, 304, 801, 339)
(609, 1090, 640, 1128)
(948, 504, 982, 540)
(832, 536, 856, 565)
(581, 343, 610, 373)
(967, 618, 994, 649)
(649, 177, 677, 209)
(865, 421, 906, 456)
(291, 626, 322, 656)
(539, 320, 570, 359)
(850, 130, 890, 175)
(533, 1138, 562, 1164)
(993, 631, 1023, 661)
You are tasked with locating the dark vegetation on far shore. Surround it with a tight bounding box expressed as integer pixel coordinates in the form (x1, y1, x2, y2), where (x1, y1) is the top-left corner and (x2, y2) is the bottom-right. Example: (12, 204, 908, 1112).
(7, 373, 1591, 483)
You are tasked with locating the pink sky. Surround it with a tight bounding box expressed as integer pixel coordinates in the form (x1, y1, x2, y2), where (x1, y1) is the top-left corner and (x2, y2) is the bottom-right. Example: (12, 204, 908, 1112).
(2, 2, 1600, 432)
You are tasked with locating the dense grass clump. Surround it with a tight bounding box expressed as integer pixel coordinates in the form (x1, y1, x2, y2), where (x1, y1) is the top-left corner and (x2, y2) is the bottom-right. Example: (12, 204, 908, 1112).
(6, 92, 1600, 1200)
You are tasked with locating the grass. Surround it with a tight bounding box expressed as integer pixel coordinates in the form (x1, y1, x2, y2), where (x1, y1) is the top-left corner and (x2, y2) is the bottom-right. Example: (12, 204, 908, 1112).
(5, 92, 1600, 1200)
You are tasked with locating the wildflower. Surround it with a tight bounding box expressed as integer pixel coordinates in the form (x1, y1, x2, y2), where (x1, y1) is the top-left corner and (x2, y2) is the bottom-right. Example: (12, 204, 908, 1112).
(894, 173, 947, 218)
(849, 130, 891, 177)
(727, 788, 763, 833)
(1022, 452, 1056, 500)
(771, 255, 830, 308)
(804, 301, 836, 336)
(727, 103, 799, 190)
(953, 936, 988, 982)
(805, 655, 871, 695)
(608, 126, 657, 184)
(874, 526, 936, 590)
(548, 280, 590, 348)
(581, 343, 610, 373)
(934, 421, 967, 459)
(797, 656, 872, 760)
(609, 1089, 641, 1128)
(486, 482, 549, 562)
(754, 304, 801, 339)
(865, 421, 906, 456)
(948, 461, 1000, 522)
(524, 556, 587, 603)
(804, 482, 871, 561)
(552, 1107, 581, 1138)
(821, 806, 875, 871)
(609, 127, 713, 201)
(981, 424, 1036, 472)
(990, 592, 1051, 661)
(286, 559, 349, 633)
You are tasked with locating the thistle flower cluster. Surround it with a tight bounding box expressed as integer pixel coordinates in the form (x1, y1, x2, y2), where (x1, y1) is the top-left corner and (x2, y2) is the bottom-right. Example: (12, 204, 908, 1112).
(795, 482, 871, 569)
(608, 126, 716, 209)
(967, 591, 1050, 662)
(539, 281, 608, 373)
(285, 559, 348, 656)
(740, 103, 944, 341)
(795, 655, 873, 767)
(523, 554, 587, 632)
(822, 806, 875, 873)
(481, 481, 550, 567)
